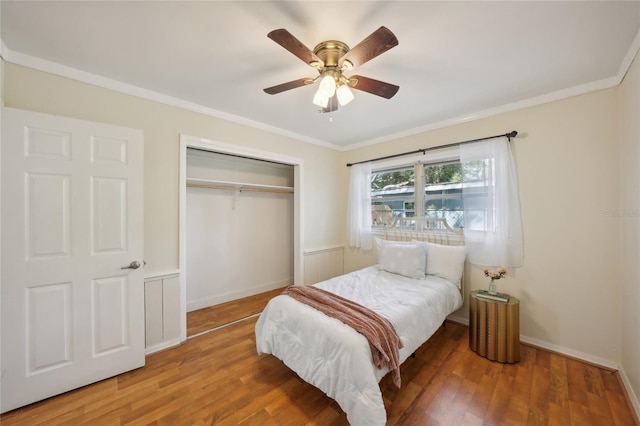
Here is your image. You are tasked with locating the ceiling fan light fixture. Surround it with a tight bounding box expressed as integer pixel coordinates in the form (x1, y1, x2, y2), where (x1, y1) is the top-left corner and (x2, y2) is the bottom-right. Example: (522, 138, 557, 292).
(336, 84, 354, 106)
(312, 89, 330, 108)
(318, 73, 337, 97)
(341, 59, 354, 70)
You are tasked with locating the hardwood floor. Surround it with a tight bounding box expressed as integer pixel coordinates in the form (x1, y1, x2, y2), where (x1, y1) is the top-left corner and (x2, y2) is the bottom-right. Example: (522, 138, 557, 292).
(187, 287, 286, 337)
(2, 289, 638, 425)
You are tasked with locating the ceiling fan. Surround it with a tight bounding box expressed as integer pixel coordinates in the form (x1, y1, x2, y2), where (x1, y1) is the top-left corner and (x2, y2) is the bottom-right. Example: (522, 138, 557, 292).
(263, 26, 399, 113)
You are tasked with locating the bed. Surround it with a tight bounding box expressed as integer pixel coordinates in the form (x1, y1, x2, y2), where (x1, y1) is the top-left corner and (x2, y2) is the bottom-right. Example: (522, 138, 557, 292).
(255, 217, 466, 425)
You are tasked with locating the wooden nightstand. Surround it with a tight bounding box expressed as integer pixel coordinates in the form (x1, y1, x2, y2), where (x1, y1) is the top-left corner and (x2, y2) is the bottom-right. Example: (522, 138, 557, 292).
(469, 291, 520, 363)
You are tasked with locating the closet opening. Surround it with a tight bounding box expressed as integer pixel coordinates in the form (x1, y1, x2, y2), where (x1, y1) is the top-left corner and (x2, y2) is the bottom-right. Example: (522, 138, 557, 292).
(179, 136, 303, 341)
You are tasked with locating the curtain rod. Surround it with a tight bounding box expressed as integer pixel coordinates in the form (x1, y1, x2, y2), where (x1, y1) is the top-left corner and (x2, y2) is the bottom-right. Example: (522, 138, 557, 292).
(346, 130, 518, 167)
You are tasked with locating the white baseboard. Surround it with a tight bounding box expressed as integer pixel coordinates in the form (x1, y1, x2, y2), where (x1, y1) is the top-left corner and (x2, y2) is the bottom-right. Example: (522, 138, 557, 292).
(448, 314, 621, 370)
(144, 337, 181, 355)
(446, 314, 468, 325)
(186, 279, 290, 313)
(519, 337, 640, 418)
(617, 366, 640, 422)
(519, 335, 620, 370)
(444, 316, 639, 420)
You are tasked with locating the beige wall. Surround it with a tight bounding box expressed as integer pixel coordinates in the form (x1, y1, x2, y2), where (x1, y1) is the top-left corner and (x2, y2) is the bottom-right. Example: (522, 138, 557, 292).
(619, 50, 640, 409)
(4, 56, 639, 407)
(2, 62, 344, 276)
(340, 88, 623, 365)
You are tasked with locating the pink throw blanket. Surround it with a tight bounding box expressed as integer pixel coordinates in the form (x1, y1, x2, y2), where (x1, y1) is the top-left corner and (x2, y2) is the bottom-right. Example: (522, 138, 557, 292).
(283, 285, 404, 387)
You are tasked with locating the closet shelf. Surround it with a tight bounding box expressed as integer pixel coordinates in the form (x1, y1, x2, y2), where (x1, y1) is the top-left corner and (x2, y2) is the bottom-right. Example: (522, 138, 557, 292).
(186, 178, 294, 194)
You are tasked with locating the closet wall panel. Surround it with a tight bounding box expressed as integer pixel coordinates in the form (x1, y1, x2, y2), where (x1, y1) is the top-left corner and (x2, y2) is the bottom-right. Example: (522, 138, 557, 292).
(186, 150, 294, 312)
(144, 272, 180, 353)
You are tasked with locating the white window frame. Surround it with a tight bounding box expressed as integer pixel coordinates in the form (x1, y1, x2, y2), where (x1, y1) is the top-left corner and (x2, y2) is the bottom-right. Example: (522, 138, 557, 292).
(369, 147, 471, 233)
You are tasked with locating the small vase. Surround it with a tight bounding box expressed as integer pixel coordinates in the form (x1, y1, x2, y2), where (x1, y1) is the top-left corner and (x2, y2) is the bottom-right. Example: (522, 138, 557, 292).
(488, 279, 497, 295)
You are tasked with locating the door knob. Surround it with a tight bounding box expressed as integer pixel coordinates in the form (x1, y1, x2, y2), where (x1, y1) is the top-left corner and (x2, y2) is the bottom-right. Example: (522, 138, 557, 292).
(121, 261, 141, 270)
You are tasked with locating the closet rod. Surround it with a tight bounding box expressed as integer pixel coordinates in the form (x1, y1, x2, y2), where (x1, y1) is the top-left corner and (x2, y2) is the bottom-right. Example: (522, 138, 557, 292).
(186, 183, 294, 195)
(346, 130, 518, 167)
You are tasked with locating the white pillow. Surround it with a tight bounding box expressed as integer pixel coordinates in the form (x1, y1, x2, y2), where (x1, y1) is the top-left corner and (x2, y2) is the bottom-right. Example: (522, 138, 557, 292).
(375, 238, 427, 279)
(425, 242, 467, 286)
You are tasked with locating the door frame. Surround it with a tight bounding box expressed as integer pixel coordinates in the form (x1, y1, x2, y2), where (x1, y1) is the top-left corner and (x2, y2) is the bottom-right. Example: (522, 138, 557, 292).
(178, 134, 303, 342)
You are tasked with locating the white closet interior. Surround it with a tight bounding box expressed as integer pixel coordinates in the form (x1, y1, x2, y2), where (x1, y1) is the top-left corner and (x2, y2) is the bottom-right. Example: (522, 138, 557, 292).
(185, 148, 294, 312)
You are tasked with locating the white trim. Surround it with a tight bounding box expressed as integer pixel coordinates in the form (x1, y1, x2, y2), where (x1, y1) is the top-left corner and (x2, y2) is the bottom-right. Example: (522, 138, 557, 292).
(344, 76, 619, 151)
(144, 337, 182, 356)
(446, 314, 468, 326)
(186, 279, 291, 313)
(2, 48, 336, 150)
(179, 134, 304, 342)
(619, 367, 640, 421)
(449, 314, 624, 371)
(183, 136, 303, 167)
(519, 337, 640, 418)
(179, 142, 189, 343)
(187, 313, 261, 340)
(520, 334, 619, 371)
(303, 245, 344, 255)
(450, 315, 640, 418)
(0, 39, 8, 61)
(144, 270, 180, 282)
(344, 26, 640, 152)
(2, 25, 639, 153)
(618, 26, 640, 83)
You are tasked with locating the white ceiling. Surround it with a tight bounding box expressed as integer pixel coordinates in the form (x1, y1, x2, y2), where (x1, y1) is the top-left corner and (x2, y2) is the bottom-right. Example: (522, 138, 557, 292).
(2, 1, 639, 149)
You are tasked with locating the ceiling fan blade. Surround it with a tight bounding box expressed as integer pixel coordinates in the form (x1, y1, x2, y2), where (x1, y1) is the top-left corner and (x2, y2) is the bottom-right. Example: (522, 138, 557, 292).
(264, 78, 312, 95)
(339, 26, 398, 69)
(268, 29, 323, 67)
(348, 75, 399, 99)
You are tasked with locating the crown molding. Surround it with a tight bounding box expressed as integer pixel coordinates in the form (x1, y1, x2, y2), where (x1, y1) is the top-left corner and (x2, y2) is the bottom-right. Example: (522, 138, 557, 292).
(341, 25, 640, 152)
(341, 75, 621, 152)
(2, 24, 639, 154)
(617, 25, 640, 83)
(0, 39, 8, 61)
(1, 47, 343, 151)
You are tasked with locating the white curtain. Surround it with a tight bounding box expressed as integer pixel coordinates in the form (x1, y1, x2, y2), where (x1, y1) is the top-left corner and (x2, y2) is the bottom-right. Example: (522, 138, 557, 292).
(347, 162, 373, 250)
(460, 137, 524, 267)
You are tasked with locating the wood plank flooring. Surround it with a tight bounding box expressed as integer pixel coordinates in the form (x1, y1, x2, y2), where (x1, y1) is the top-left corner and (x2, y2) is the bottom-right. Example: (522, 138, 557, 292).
(187, 287, 286, 337)
(2, 289, 638, 425)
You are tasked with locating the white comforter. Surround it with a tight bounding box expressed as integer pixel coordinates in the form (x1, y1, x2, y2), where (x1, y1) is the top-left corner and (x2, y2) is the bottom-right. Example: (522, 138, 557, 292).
(254, 266, 463, 426)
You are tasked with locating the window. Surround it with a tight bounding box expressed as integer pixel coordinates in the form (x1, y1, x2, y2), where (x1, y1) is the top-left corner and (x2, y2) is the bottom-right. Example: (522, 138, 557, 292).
(371, 159, 491, 230)
(351, 137, 522, 266)
(424, 161, 464, 228)
(371, 167, 415, 225)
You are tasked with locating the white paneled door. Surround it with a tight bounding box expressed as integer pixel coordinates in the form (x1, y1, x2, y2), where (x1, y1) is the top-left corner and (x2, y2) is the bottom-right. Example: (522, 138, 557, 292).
(1, 108, 145, 413)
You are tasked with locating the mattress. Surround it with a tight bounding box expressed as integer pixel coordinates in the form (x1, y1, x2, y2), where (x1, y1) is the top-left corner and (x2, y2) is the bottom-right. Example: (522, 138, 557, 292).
(255, 265, 463, 425)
